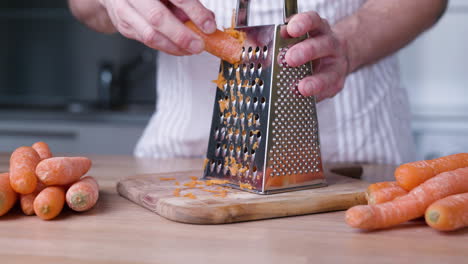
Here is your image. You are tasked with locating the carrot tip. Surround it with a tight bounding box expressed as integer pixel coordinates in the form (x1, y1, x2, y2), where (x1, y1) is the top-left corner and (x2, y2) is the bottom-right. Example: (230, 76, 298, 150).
(41, 205, 50, 214)
(427, 211, 440, 224)
(70, 193, 88, 207)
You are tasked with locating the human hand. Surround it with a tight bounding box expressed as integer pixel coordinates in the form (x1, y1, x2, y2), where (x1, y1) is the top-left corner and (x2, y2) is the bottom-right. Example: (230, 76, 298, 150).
(98, 0, 217, 55)
(284, 11, 350, 101)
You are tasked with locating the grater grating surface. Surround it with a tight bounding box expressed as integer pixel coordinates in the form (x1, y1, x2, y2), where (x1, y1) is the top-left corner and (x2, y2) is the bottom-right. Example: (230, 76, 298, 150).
(203, 0, 325, 194)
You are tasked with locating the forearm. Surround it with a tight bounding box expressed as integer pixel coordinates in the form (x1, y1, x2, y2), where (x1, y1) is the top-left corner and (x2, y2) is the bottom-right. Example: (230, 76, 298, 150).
(333, 0, 448, 73)
(68, 0, 116, 34)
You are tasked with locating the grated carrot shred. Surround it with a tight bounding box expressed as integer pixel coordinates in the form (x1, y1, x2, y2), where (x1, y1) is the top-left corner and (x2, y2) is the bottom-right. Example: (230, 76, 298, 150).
(183, 193, 197, 199)
(190, 176, 199, 181)
(159, 177, 176, 181)
(173, 188, 181, 197)
(239, 183, 253, 190)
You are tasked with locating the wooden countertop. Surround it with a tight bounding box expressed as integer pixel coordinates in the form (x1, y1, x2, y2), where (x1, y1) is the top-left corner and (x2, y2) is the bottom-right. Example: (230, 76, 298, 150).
(0, 154, 467, 264)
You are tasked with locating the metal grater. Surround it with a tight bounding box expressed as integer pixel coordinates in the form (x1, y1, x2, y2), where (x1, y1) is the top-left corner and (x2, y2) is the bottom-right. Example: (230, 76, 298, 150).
(202, 0, 326, 194)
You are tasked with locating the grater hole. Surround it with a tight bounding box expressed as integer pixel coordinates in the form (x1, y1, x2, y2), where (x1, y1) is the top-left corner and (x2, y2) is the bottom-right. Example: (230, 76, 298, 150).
(257, 79, 264, 87)
(253, 97, 258, 104)
(256, 130, 262, 138)
(248, 46, 253, 59)
(251, 149, 256, 155)
(254, 113, 260, 121)
(252, 166, 257, 172)
(261, 97, 266, 104)
(249, 63, 255, 70)
(255, 46, 260, 53)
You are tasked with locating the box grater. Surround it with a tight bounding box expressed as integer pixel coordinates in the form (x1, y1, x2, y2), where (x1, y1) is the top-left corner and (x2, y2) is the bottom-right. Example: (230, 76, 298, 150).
(202, 0, 326, 194)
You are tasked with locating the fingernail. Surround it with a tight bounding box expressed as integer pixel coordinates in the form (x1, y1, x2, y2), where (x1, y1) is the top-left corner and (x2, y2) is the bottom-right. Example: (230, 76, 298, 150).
(203, 20, 216, 34)
(288, 49, 301, 66)
(290, 22, 303, 35)
(302, 81, 314, 96)
(188, 39, 204, 53)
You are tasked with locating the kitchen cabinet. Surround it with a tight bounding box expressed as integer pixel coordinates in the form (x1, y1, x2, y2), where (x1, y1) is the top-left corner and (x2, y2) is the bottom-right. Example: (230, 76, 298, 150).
(0, 110, 151, 155)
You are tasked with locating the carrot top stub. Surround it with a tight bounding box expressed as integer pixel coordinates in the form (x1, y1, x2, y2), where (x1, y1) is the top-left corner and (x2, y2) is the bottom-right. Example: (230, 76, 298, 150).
(185, 21, 245, 64)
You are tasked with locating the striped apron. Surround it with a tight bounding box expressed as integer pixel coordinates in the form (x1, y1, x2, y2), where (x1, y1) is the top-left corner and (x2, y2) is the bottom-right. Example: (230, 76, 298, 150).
(134, 0, 416, 165)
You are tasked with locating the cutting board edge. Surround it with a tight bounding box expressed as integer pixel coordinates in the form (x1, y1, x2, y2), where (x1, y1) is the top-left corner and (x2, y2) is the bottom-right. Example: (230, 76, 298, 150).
(155, 190, 367, 225)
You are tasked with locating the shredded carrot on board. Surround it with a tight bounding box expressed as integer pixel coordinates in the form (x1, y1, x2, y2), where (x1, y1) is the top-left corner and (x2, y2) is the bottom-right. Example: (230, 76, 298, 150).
(190, 176, 199, 181)
(159, 177, 176, 181)
(173, 188, 181, 197)
(175, 181, 180, 186)
(183, 181, 205, 188)
(183, 193, 197, 199)
(239, 183, 253, 190)
(213, 190, 228, 198)
(205, 179, 230, 186)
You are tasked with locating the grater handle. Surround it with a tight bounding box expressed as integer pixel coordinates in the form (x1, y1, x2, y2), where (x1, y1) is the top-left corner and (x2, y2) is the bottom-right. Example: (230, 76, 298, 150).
(235, 0, 250, 27)
(236, 0, 298, 27)
(283, 0, 298, 23)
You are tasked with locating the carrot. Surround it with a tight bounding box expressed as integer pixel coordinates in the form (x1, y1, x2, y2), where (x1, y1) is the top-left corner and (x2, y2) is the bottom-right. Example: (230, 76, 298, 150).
(36, 157, 92, 186)
(33, 186, 65, 220)
(346, 167, 468, 230)
(185, 21, 244, 64)
(20, 181, 45, 216)
(9, 146, 40, 194)
(66, 176, 99, 212)
(395, 153, 468, 191)
(0, 172, 17, 217)
(425, 192, 468, 231)
(366, 181, 408, 204)
(32, 141, 53, 160)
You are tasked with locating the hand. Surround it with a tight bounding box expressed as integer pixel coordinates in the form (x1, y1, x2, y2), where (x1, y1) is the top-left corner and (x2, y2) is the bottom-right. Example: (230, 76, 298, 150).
(98, 0, 217, 56)
(284, 11, 350, 101)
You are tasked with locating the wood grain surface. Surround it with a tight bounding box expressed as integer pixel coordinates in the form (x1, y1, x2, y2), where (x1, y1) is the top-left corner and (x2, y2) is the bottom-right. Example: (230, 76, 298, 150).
(1, 154, 467, 264)
(117, 169, 369, 224)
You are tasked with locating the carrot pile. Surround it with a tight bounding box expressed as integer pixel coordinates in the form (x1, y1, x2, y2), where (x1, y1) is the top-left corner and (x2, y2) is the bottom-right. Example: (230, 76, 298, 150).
(162, 176, 231, 199)
(0, 142, 99, 220)
(346, 153, 468, 231)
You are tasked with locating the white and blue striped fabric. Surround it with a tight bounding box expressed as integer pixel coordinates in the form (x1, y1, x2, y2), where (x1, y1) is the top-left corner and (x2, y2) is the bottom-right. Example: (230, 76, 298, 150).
(134, 0, 416, 165)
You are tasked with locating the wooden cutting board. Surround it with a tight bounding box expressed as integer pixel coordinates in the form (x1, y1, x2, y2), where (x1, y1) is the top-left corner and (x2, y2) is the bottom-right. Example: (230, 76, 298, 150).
(117, 166, 370, 224)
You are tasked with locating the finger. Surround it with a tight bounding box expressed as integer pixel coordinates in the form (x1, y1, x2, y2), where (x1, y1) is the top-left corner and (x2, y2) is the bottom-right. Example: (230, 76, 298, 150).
(286, 12, 323, 38)
(169, 0, 217, 34)
(112, 1, 189, 55)
(297, 67, 339, 99)
(100, 0, 131, 36)
(285, 34, 338, 67)
(131, 0, 205, 54)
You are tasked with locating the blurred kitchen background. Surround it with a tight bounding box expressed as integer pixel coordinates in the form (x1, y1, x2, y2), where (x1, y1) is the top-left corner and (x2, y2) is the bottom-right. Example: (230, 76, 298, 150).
(0, 0, 467, 160)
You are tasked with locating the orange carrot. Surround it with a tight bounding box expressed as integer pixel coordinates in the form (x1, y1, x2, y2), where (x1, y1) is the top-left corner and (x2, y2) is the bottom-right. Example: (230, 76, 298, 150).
(32, 141, 53, 160)
(20, 181, 45, 216)
(346, 167, 468, 230)
(36, 157, 92, 186)
(366, 181, 408, 204)
(185, 21, 244, 64)
(425, 192, 468, 231)
(395, 153, 468, 191)
(66, 176, 99, 212)
(9, 146, 40, 194)
(0, 172, 17, 216)
(33, 186, 65, 220)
